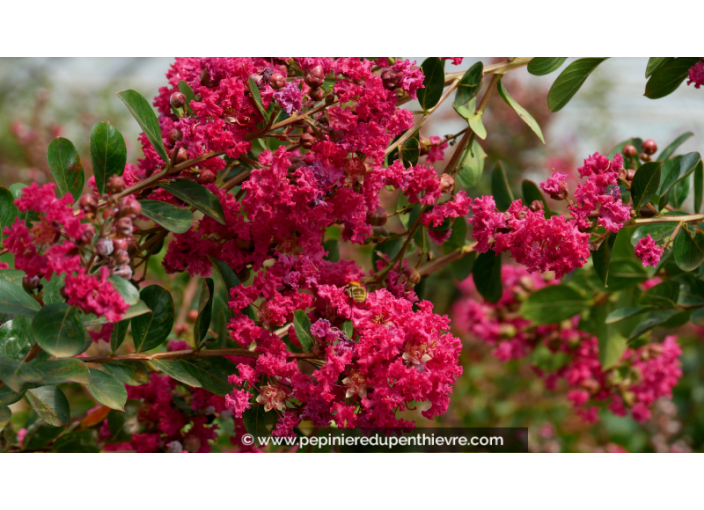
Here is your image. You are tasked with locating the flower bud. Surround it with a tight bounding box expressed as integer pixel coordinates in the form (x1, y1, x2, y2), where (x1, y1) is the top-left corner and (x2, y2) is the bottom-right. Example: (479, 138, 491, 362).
(96, 237, 114, 256)
(168, 128, 182, 143)
(106, 175, 125, 194)
(115, 217, 133, 237)
(113, 237, 129, 251)
(623, 144, 637, 158)
(440, 174, 454, 193)
(236, 266, 251, 283)
(187, 309, 199, 323)
(183, 435, 201, 453)
(114, 249, 130, 265)
(80, 194, 98, 214)
(639, 152, 651, 163)
(366, 206, 388, 226)
(126, 199, 141, 217)
(22, 276, 41, 293)
(372, 226, 389, 237)
(77, 224, 96, 245)
(198, 169, 216, 185)
(175, 147, 189, 165)
(300, 133, 315, 149)
(642, 139, 657, 155)
(305, 65, 325, 89)
(309, 87, 325, 101)
(269, 73, 286, 90)
(112, 265, 133, 279)
(325, 93, 335, 105)
(170, 92, 186, 109)
(529, 200, 544, 212)
(236, 237, 254, 252)
(403, 266, 421, 285)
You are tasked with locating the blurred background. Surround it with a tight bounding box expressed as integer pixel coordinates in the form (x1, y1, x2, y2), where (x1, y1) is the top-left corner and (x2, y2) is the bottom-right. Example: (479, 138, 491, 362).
(1, 57, 703, 452)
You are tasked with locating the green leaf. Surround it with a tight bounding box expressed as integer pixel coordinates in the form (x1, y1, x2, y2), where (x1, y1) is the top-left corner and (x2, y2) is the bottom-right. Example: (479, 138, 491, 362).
(628, 309, 681, 341)
(210, 258, 242, 293)
(47, 138, 84, 202)
(0, 278, 41, 317)
(645, 58, 701, 99)
(178, 80, 196, 115)
(172, 357, 236, 396)
(676, 275, 704, 307)
(43, 274, 65, 305)
(108, 276, 139, 306)
(451, 251, 476, 281)
(117, 89, 169, 164)
(520, 285, 590, 325)
(86, 369, 127, 411)
(89, 122, 127, 195)
(194, 278, 214, 349)
(323, 239, 340, 262)
(639, 279, 680, 307)
(0, 357, 42, 393)
(31, 303, 87, 358)
(497, 79, 544, 143)
(453, 61, 483, 107)
(52, 430, 100, 453)
(674, 225, 704, 272)
(658, 152, 701, 198)
(35, 358, 91, 385)
(646, 57, 673, 78)
(0, 404, 10, 422)
(417, 58, 445, 111)
(456, 139, 485, 188)
(151, 359, 202, 388)
(131, 285, 174, 352)
(593, 233, 616, 287)
(671, 174, 690, 209)
(21, 422, 63, 451)
(26, 386, 70, 426)
(342, 321, 354, 339)
(548, 58, 608, 112)
(630, 162, 662, 213)
(243, 404, 277, 438)
(248, 77, 269, 121)
(160, 179, 226, 225)
(527, 57, 567, 76)
(473, 250, 502, 303)
(491, 162, 514, 212)
(657, 132, 694, 162)
(521, 180, 549, 213)
(102, 360, 146, 386)
(82, 300, 150, 327)
(0, 317, 33, 360)
(609, 137, 644, 159)
(695, 161, 703, 214)
(690, 307, 704, 326)
(139, 200, 194, 234)
(110, 319, 130, 352)
(0, 186, 18, 241)
(0, 384, 23, 406)
(388, 131, 420, 168)
(590, 301, 627, 370)
(631, 214, 686, 245)
(606, 307, 650, 324)
(442, 217, 467, 254)
(293, 309, 314, 352)
(467, 112, 487, 140)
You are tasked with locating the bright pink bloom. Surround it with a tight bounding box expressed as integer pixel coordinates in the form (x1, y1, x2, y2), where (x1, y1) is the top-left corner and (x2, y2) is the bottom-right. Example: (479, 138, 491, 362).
(687, 60, 704, 88)
(634, 235, 664, 267)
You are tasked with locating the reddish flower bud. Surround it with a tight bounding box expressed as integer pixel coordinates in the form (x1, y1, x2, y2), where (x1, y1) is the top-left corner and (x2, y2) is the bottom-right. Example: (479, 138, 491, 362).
(175, 147, 189, 165)
(112, 265, 133, 279)
(96, 237, 114, 256)
(115, 217, 133, 237)
(269, 73, 286, 90)
(529, 200, 544, 212)
(236, 238, 254, 252)
(77, 224, 96, 245)
(640, 152, 652, 163)
(187, 309, 199, 323)
(623, 144, 637, 158)
(80, 194, 98, 214)
(168, 128, 182, 143)
(642, 139, 658, 155)
(106, 175, 125, 194)
(309, 87, 325, 101)
(440, 174, 455, 193)
(198, 169, 216, 185)
(113, 238, 129, 251)
(170, 92, 186, 109)
(300, 133, 315, 149)
(305, 65, 325, 89)
(22, 276, 41, 293)
(114, 249, 130, 265)
(366, 206, 388, 226)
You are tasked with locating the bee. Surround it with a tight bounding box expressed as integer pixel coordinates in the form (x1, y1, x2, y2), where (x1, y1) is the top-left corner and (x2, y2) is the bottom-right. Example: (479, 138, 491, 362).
(344, 281, 368, 303)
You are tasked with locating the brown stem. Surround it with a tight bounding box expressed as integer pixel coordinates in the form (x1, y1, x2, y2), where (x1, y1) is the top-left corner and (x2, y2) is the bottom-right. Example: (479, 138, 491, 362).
(79, 347, 315, 364)
(417, 243, 476, 277)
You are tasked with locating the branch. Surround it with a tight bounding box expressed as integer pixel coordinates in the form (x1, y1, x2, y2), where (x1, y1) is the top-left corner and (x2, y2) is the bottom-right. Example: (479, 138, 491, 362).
(633, 214, 704, 225)
(79, 347, 315, 364)
(417, 242, 476, 277)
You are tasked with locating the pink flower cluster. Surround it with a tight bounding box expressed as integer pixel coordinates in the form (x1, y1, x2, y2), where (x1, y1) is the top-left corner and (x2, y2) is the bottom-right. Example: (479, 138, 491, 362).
(687, 60, 704, 89)
(453, 265, 682, 423)
(469, 153, 631, 278)
(223, 257, 463, 434)
(634, 234, 664, 267)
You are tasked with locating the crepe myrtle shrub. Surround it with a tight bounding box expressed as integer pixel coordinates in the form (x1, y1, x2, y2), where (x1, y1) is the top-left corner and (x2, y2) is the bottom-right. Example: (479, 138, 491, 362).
(0, 57, 702, 452)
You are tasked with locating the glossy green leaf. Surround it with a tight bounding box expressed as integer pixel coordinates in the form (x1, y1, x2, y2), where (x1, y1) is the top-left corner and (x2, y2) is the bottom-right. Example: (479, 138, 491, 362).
(593, 233, 616, 287)
(674, 225, 704, 272)
(342, 321, 354, 339)
(548, 58, 608, 112)
(174, 357, 237, 396)
(0, 357, 42, 393)
(0, 278, 41, 317)
(658, 152, 701, 198)
(456, 139, 485, 188)
(42, 274, 65, 304)
(630, 162, 662, 213)
(90, 122, 127, 195)
(293, 309, 314, 352)
(323, 239, 340, 262)
(248, 77, 268, 120)
(139, 199, 194, 234)
(243, 403, 277, 438)
(117, 89, 169, 163)
(671, 174, 690, 209)
(690, 307, 704, 326)
(628, 309, 681, 341)
(131, 285, 174, 352)
(497, 79, 544, 143)
(110, 319, 130, 352)
(0, 404, 10, 422)
(86, 369, 127, 411)
(194, 278, 214, 349)
(468, 112, 487, 140)
(639, 279, 680, 307)
(152, 359, 202, 388)
(108, 276, 139, 306)
(442, 216, 467, 254)
(0, 186, 18, 241)
(47, 138, 84, 202)
(26, 385, 70, 427)
(521, 180, 549, 213)
(21, 422, 63, 451)
(417, 58, 445, 111)
(0, 317, 33, 360)
(631, 214, 686, 246)
(645, 58, 701, 99)
(31, 303, 87, 358)
(82, 300, 150, 327)
(520, 285, 590, 325)
(606, 307, 650, 324)
(473, 250, 502, 303)
(52, 430, 100, 453)
(451, 251, 476, 281)
(102, 360, 147, 386)
(0, 384, 23, 406)
(35, 358, 91, 386)
(696, 161, 703, 213)
(527, 57, 567, 76)
(0, 269, 25, 285)
(453, 61, 483, 107)
(160, 179, 226, 225)
(646, 57, 673, 78)
(589, 301, 627, 370)
(676, 275, 704, 307)
(491, 162, 514, 212)
(657, 132, 693, 162)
